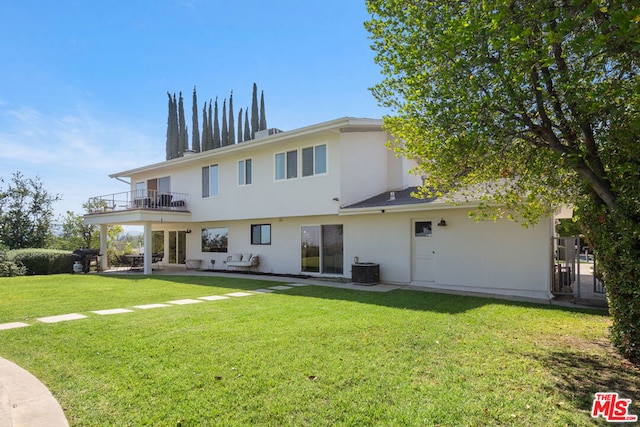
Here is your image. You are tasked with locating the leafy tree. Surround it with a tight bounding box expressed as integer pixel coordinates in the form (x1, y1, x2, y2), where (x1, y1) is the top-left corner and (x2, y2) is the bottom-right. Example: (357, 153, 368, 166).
(0, 172, 60, 249)
(213, 97, 220, 148)
(366, 1, 640, 362)
(251, 83, 259, 139)
(260, 90, 267, 131)
(53, 201, 123, 253)
(57, 210, 97, 250)
(228, 91, 235, 145)
(192, 86, 200, 152)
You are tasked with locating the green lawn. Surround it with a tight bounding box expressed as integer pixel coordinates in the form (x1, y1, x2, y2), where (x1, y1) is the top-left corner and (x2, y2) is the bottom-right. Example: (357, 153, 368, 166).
(0, 274, 638, 426)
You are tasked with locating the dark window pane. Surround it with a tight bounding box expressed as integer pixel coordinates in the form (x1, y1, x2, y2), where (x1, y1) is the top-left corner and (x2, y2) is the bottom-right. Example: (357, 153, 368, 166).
(302, 147, 314, 177)
(322, 225, 343, 274)
(286, 150, 297, 179)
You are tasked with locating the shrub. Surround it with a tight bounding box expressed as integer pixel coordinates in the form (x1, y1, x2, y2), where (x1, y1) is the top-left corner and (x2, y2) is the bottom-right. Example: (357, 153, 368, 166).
(0, 251, 26, 277)
(7, 249, 75, 276)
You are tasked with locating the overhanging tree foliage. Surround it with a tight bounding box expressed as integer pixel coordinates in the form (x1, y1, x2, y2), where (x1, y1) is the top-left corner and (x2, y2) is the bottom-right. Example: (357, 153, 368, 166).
(366, 1, 640, 361)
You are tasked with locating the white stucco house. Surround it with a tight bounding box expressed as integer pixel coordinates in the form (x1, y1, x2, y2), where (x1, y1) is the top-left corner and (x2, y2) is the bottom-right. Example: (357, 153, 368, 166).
(85, 117, 557, 300)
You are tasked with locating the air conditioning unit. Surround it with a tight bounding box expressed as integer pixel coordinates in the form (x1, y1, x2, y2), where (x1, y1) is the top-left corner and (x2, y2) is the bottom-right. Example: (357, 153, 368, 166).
(255, 128, 282, 139)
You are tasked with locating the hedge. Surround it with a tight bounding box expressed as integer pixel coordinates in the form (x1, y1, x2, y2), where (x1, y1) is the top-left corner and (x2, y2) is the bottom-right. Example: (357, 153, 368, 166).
(6, 249, 75, 276)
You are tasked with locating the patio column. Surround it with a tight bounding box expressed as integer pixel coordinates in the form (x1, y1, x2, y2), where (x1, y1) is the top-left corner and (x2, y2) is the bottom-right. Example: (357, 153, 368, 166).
(143, 221, 152, 275)
(100, 224, 108, 271)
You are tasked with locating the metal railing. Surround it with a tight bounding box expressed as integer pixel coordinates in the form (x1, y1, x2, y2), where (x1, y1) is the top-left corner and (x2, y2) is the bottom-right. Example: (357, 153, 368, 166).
(86, 190, 188, 214)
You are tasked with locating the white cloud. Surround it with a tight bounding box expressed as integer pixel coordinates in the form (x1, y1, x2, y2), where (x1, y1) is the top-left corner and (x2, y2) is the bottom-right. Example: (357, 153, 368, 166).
(0, 103, 164, 218)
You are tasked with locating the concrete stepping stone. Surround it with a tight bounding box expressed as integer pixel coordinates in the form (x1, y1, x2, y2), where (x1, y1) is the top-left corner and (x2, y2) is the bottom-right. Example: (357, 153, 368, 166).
(199, 295, 230, 301)
(91, 309, 134, 315)
(134, 303, 171, 310)
(167, 299, 203, 305)
(225, 292, 255, 297)
(252, 289, 275, 293)
(0, 322, 30, 331)
(287, 283, 310, 287)
(269, 285, 293, 291)
(37, 313, 87, 324)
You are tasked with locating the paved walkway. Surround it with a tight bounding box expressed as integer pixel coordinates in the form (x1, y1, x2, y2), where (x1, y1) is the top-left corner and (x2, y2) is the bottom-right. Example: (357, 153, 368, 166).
(0, 270, 606, 426)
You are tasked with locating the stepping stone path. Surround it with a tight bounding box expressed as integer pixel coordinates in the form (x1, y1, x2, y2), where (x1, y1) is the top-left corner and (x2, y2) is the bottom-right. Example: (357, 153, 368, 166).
(0, 285, 310, 331)
(92, 309, 134, 315)
(37, 313, 87, 324)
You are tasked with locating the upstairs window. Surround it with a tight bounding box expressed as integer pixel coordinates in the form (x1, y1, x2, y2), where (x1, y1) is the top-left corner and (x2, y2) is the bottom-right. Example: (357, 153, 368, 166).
(238, 159, 252, 186)
(275, 150, 297, 180)
(202, 165, 219, 197)
(302, 144, 327, 177)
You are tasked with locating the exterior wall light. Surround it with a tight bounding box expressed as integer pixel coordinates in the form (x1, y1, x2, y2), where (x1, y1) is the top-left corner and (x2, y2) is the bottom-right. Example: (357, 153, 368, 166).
(437, 218, 447, 227)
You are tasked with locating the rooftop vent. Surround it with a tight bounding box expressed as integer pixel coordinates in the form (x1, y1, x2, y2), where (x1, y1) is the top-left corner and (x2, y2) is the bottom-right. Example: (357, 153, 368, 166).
(388, 191, 396, 201)
(255, 128, 283, 139)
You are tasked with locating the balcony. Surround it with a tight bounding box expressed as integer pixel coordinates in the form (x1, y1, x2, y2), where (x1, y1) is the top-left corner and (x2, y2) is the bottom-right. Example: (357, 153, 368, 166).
(86, 190, 189, 214)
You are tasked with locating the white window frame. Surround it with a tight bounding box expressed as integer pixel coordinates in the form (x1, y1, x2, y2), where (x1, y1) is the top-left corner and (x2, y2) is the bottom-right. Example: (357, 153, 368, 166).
(202, 164, 219, 198)
(238, 159, 253, 186)
(302, 144, 327, 177)
(275, 150, 298, 181)
(251, 224, 271, 245)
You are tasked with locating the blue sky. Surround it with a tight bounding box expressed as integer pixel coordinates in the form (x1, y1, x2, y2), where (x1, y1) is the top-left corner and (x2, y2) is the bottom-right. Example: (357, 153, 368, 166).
(0, 0, 388, 221)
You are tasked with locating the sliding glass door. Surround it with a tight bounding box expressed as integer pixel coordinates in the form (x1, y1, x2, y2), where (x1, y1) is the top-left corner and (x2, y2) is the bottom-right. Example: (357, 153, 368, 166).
(168, 231, 186, 264)
(301, 225, 343, 274)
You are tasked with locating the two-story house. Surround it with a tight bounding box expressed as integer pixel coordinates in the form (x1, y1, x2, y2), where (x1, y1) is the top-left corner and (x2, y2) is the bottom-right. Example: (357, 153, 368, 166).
(85, 117, 556, 300)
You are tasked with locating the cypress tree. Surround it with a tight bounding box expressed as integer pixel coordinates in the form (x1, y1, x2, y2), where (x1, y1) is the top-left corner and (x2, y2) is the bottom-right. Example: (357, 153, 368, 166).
(221, 98, 229, 146)
(237, 107, 243, 143)
(228, 91, 235, 145)
(165, 92, 179, 160)
(201, 102, 209, 151)
(213, 98, 220, 149)
(178, 92, 187, 156)
(192, 86, 200, 152)
(171, 94, 179, 159)
(259, 90, 267, 131)
(244, 107, 250, 142)
(165, 92, 173, 160)
(251, 83, 259, 139)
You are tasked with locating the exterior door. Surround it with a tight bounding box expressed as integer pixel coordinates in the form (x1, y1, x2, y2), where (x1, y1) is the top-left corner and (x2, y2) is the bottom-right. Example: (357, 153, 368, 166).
(412, 219, 435, 282)
(301, 225, 343, 274)
(168, 230, 187, 264)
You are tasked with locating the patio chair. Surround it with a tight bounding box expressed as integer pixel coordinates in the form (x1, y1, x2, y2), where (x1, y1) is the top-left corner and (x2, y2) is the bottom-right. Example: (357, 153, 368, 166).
(152, 253, 164, 270)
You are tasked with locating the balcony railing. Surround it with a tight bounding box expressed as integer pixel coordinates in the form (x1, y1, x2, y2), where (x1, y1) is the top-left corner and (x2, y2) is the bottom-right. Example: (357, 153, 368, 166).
(87, 190, 189, 214)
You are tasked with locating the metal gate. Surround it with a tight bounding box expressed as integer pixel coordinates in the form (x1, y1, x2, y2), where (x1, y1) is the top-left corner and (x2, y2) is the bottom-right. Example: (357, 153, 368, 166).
(552, 236, 580, 296)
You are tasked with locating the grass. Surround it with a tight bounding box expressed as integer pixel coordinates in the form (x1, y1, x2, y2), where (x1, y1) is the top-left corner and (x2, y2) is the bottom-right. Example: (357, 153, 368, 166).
(0, 274, 638, 426)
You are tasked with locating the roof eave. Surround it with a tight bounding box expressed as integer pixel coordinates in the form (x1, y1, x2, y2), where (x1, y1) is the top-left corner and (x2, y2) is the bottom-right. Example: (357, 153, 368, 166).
(338, 200, 479, 216)
(109, 117, 384, 179)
